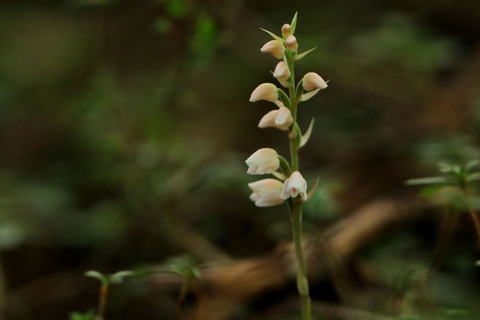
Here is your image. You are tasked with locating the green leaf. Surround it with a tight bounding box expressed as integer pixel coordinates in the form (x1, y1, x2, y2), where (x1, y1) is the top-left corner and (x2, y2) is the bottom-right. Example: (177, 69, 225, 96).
(306, 177, 320, 200)
(110, 270, 133, 284)
(277, 89, 291, 108)
(419, 184, 448, 197)
(290, 12, 298, 34)
(300, 118, 315, 148)
(260, 28, 283, 42)
(167, 255, 201, 280)
(300, 88, 320, 102)
(295, 47, 317, 60)
(467, 172, 480, 182)
(85, 270, 107, 284)
(69, 310, 95, 320)
(405, 176, 448, 186)
(466, 160, 480, 171)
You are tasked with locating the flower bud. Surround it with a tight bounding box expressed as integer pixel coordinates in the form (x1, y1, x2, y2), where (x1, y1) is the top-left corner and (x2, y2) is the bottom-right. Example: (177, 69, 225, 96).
(302, 72, 328, 91)
(258, 107, 293, 131)
(248, 179, 285, 207)
(273, 61, 291, 82)
(249, 83, 279, 102)
(280, 171, 308, 200)
(281, 24, 291, 38)
(245, 148, 280, 175)
(260, 40, 285, 59)
(285, 34, 298, 52)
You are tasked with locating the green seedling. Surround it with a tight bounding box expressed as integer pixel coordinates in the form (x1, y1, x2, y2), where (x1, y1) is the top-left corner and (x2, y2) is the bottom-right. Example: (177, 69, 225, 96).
(85, 270, 133, 320)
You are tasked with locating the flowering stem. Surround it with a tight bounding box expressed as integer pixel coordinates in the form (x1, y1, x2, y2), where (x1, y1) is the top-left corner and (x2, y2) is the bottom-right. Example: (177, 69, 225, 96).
(286, 52, 312, 320)
(290, 198, 312, 320)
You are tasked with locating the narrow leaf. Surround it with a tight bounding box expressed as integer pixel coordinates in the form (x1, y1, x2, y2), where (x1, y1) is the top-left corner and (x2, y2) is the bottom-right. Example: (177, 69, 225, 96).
(277, 89, 291, 108)
(300, 88, 320, 102)
(466, 160, 480, 171)
(405, 176, 448, 186)
(300, 118, 315, 148)
(306, 177, 320, 200)
(290, 12, 298, 34)
(85, 270, 108, 285)
(296, 47, 317, 60)
(260, 28, 283, 42)
(467, 172, 480, 182)
(110, 271, 133, 284)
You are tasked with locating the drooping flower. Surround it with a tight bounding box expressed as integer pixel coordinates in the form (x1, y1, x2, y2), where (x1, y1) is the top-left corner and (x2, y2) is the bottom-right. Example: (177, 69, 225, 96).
(302, 72, 328, 91)
(249, 83, 279, 102)
(285, 34, 298, 52)
(260, 40, 285, 59)
(273, 61, 291, 82)
(280, 171, 308, 200)
(258, 107, 293, 131)
(248, 179, 285, 207)
(281, 24, 291, 38)
(245, 148, 280, 175)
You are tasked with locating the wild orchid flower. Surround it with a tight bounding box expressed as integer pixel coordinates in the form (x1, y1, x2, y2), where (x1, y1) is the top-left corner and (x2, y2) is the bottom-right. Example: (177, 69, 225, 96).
(245, 148, 280, 175)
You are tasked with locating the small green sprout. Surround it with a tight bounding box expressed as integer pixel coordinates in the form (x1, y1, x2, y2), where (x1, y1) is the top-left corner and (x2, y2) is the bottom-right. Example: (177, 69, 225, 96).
(406, 160, 480, 243)
(165, 255, 200, 318)
(85, 270, 133, 320)
(406, 160, 480, 190)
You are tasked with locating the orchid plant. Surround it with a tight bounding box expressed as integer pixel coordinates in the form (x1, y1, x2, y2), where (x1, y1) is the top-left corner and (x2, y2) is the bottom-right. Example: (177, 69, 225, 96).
(245, 13, 327, 320)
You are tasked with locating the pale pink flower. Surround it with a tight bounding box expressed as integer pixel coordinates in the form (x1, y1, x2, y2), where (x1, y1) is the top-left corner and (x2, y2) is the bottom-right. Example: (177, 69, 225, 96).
(258, 107, 293, 131)
(248, 179, 285, 207)
(249, 83, 279, 102)
(285, 34, 298, 52)
(245, 148, 280, 175)
(281, 171, 308, 200)
(260, 40, 285, 59)
(281, 24, 291, 38)
(302, 72, 328, 91)
(273, 61, 291, 82)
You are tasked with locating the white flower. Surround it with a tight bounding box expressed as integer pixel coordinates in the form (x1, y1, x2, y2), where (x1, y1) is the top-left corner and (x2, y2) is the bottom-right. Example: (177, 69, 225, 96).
(245, 148, 280, 175)
(281, 171, 308, 200)
(273, 61, 291, 81)
(285, 34, 298, 52)
(248, 179, 285, 207)
(249, 83, 279, 102)
(258, 107, 293, 131)
(302, 72, 328, 91)
(260, 40, 285, 59)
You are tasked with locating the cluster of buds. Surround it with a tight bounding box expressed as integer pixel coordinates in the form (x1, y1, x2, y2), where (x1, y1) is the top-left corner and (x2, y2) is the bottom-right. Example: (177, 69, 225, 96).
(245, 13, 327, 207)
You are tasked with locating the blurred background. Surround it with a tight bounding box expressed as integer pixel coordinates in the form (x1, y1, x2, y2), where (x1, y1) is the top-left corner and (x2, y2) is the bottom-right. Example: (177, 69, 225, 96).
(1, 0, 480, 319)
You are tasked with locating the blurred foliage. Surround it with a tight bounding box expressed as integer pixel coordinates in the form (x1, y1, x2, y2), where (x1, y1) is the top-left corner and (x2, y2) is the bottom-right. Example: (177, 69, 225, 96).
(1, 0, 480, 319)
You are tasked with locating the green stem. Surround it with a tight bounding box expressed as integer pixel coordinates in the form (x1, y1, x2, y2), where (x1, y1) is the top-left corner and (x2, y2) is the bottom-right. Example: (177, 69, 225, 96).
(286, 51, 312, 320)
(463, 188, 480, 244)
(291, 199, 312, 320)
(95, 283, 108, 320)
